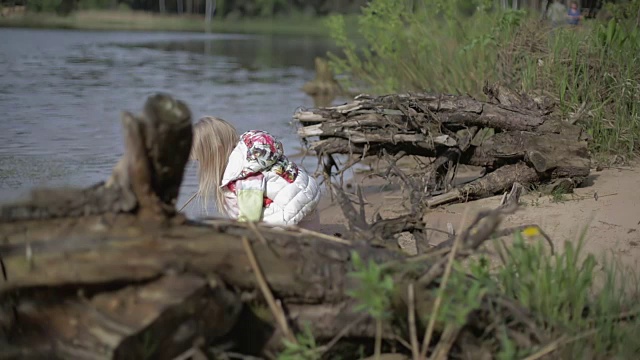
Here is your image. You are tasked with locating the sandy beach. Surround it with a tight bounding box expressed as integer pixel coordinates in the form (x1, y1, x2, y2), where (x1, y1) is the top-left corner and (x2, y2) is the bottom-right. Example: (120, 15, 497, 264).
(312, 160, 640, 275)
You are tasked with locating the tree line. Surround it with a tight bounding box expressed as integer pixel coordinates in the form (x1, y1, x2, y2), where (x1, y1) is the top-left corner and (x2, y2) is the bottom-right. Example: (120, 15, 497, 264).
(2, 0, 611, 19)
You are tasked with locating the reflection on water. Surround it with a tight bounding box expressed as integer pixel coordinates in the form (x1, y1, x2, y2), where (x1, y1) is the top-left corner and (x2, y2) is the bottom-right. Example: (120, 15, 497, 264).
(0, 28, 339, 218)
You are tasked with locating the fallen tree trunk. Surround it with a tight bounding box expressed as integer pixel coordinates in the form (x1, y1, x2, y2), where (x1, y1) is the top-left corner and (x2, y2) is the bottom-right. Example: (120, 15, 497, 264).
(294, 84, 591, 206)
(0, 214, 408, 358)
(426, 162, 538, 208)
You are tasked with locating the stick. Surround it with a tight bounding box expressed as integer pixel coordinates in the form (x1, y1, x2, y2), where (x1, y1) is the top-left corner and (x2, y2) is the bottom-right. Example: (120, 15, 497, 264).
(290, 227, 352, 245)
(522, 329, 597, 360)
(420, 207, 469, 358)
(179, 192, 198, 212)
(241, 237, 297, 344)
(408, 283, 420, 360)
(319, 315, 367, 355)
(431, 324, 462, 360)
(374, 318, 383, 359)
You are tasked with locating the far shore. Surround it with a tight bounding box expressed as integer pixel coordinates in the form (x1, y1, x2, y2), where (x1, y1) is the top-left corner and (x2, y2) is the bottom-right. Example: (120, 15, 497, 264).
(0, 9, 332, 36)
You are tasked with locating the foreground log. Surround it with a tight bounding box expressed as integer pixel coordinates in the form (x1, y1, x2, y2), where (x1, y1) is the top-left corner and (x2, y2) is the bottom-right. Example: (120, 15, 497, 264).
(2, 274, 242, 359)
(293, 84, 591, 206)
(0, 93, 554, 359)
(0, 214, 408, 358)
(1, 210, 545, 359)
(0, 94, 407, 359)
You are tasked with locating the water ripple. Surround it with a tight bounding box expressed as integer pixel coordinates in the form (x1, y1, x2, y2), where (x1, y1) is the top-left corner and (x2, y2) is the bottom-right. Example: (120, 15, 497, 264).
(0, 28, 337, 217)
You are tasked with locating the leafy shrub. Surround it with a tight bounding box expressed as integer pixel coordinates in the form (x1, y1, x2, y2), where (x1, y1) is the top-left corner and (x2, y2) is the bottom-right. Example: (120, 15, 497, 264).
(326, 0, 640, 158)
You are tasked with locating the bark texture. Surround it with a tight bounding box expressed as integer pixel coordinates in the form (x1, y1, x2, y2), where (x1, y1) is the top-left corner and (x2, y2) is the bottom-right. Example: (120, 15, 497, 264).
(294, 83, 591, 206)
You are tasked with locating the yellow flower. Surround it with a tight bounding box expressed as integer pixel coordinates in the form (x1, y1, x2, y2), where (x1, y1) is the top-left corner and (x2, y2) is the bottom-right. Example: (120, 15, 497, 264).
(522, 226, 541, 237)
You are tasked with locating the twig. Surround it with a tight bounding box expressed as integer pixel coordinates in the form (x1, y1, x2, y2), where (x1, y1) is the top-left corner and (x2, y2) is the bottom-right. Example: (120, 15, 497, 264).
(522, 329, 597, 360)
(247, 221, 268, 245)
(587, 308, 640, 325)
(179, 192, 198, 212)
(419, 207, 469, 358)
(319, 314, 368, 355)
(408, 283, 420, 360)
(241, 237, 297, 344)
(375, 318, 383, 360)
(492, 238, 510, 266)
(431, 324, 462, 360)
(172, 346, 208, 360)
(393, 334, 414, 352)
(289, 227, 352, 245)
(356, 184, 367, 227)
(493, 296, 547, 344)
(330, 183, 369, 231)
(245, 221, 284, 259)
(380, 247, 452, 272)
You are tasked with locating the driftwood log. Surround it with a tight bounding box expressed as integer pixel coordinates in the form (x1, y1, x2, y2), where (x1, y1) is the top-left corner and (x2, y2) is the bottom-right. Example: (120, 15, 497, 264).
(0, 93, 553, 360)
(294, 84, 591, 207)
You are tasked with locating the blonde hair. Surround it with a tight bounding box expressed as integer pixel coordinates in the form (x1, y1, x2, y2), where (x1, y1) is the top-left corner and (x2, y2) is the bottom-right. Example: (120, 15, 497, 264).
(191, 116, 239, 215)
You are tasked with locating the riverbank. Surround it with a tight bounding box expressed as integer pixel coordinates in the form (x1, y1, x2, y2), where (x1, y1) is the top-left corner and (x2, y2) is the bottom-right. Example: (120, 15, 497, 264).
(0, 9, 333, 36)
(315, 161, 640, 274)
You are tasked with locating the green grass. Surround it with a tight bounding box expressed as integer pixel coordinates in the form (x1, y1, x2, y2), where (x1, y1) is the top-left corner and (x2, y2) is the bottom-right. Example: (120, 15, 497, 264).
(0, 9, 333, 37)
(517, 18, 640, 159)
(493, 233, 640, 358)
(326, 0, 640, 160)
(279, 230, 640, 359)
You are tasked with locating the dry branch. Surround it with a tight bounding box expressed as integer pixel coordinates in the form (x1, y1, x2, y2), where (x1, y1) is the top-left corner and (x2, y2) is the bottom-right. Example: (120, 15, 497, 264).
(293, 84, 591, 207)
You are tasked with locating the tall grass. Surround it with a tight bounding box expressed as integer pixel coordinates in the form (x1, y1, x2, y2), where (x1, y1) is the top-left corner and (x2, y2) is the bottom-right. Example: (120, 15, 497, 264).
(516, 18, 640, 157)
(278, 231, 640, 359)
(326, 0, 640, 159)
(494, 234, 640, 358)
(326, 0, 519, 96)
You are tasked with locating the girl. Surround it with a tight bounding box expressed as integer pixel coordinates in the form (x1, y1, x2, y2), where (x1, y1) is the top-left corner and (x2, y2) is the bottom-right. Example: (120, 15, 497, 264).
(190, 116, 321, 227)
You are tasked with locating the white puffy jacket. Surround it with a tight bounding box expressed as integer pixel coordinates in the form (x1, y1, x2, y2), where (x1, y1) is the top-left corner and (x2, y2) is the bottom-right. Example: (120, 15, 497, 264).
(219, 130, 320, 226)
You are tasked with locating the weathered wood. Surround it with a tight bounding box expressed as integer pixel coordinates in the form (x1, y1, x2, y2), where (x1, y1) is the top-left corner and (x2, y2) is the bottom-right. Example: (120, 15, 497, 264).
(0, 217, 404, 302)
(327, 183, 425, 249)
(0, 93, 192, 222)
(0, 206, 540, 358)
(0, 215, 411, 357)
(309, 131, 590, 181)
(482, 82, 554, 115)
(469, 131, 591, 178)
(293, 85, 591, 207)
(2, 274, 242, 360)
(298, 92, 545, 131)
(298, 123, 457, 147)
(427, 163, 539, 208)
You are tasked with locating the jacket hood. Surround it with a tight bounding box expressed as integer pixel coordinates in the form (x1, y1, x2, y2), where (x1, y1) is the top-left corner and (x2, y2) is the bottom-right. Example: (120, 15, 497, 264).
(221, 130, 285, 188)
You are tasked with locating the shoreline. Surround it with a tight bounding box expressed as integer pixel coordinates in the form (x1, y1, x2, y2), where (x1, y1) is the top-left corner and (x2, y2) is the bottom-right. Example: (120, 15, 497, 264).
(0, 10, 332, 37)
(315, 161, 640, 273)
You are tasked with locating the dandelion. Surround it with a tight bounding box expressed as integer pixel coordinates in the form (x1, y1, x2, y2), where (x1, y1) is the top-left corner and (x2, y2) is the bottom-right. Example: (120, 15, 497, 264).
(522, 226, 541, 238)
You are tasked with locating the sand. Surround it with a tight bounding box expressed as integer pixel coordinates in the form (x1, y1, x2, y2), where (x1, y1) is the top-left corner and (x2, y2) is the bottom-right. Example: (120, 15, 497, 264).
(313, 163, 640, 274)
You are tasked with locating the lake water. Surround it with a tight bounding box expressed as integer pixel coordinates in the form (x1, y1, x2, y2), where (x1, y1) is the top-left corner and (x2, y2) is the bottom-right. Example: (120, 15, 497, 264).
(0, 28, 338, 218)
